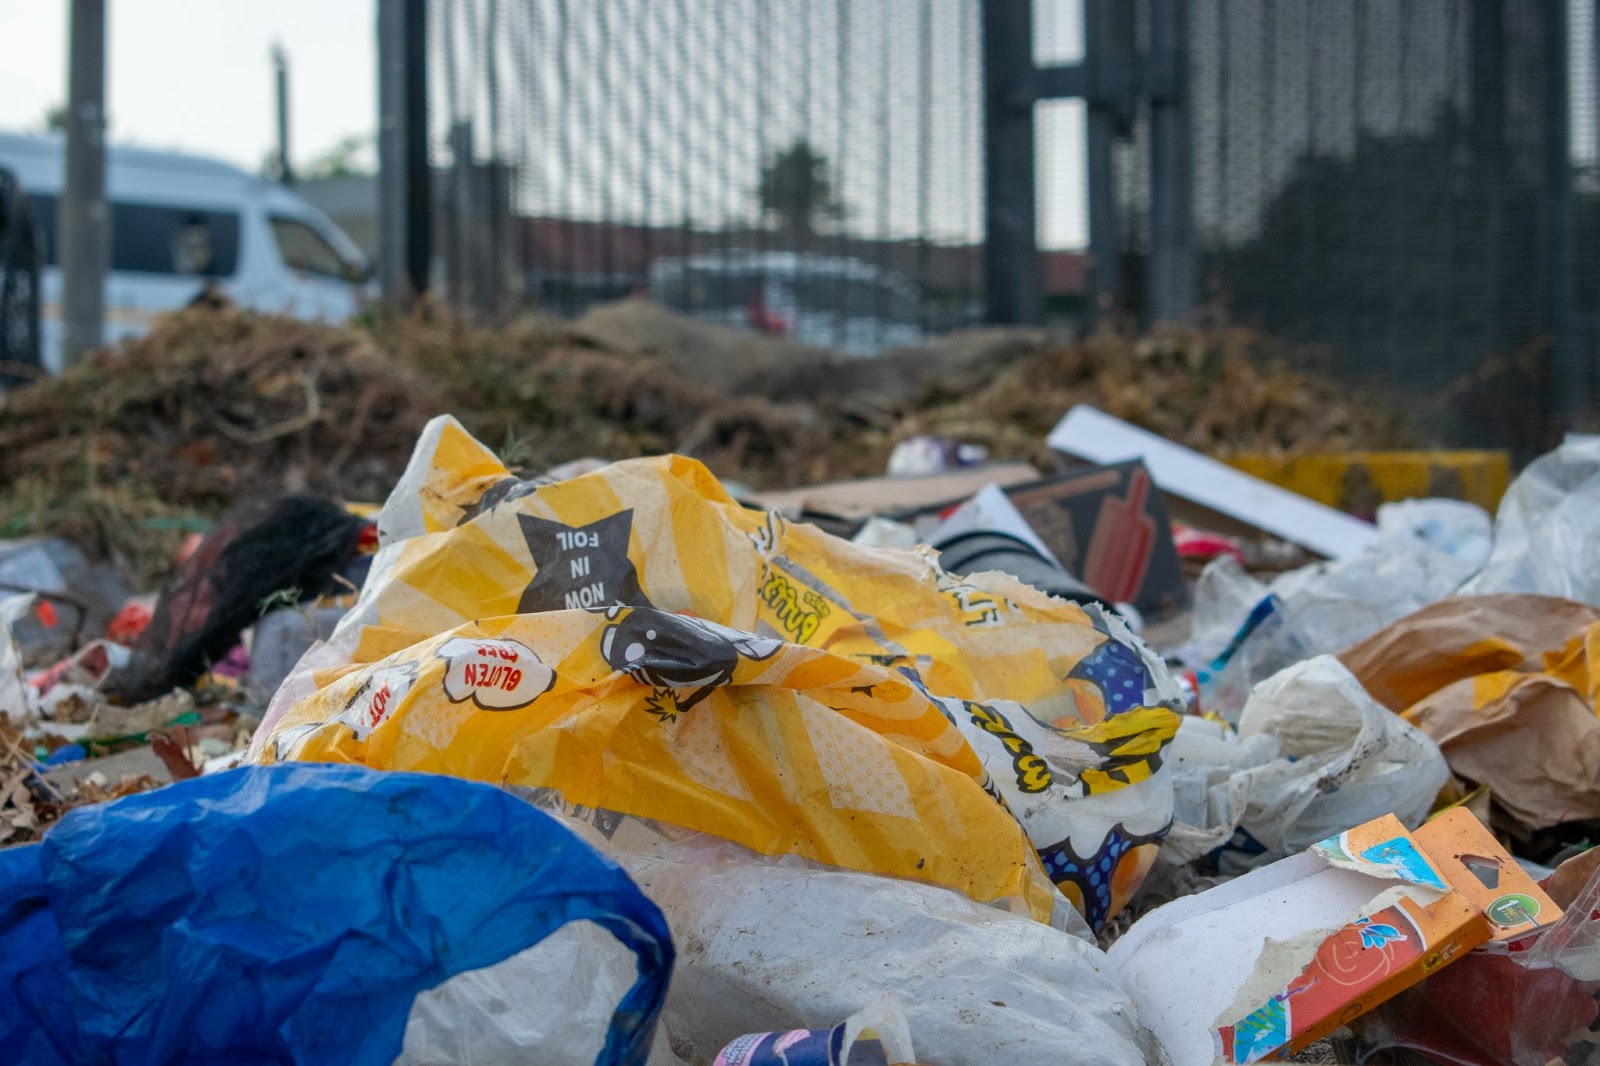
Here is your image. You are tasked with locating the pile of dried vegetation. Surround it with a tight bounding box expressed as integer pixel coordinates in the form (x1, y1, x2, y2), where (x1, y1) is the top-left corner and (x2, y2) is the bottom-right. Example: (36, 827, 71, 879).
(0, 301, 1413, 584)
(890, 324, 1416, 472)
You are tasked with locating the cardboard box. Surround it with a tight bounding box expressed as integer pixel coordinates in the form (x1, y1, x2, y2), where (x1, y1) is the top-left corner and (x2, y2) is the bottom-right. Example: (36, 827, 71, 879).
(1046, 405, 1379, 559)
(748, 463, 1041, 522)
(1108, 809, 1560, 1064)
(995, 461, 1187, 616)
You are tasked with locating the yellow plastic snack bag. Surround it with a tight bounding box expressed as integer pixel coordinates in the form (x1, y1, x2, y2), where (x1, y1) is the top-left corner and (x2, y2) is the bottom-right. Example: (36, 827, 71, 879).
(254, 416, 1181, 927)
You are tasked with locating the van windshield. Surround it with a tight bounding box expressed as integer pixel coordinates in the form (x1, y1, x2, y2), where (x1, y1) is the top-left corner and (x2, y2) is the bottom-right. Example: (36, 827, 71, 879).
(270, 216, 363, 282)
(28, 194, 240, 278)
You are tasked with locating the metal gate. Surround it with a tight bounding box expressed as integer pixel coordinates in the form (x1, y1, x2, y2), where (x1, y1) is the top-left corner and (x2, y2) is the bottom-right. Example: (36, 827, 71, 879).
(426, 0, 992, 357)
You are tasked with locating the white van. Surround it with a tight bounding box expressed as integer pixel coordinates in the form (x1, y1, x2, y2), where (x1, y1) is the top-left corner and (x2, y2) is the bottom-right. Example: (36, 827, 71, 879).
(0, 131, 373, 374)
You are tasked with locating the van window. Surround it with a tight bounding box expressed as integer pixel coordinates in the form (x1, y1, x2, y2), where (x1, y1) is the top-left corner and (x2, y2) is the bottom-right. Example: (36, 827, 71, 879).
(116, 203, 240, 276)
(24, 194, 240, 277)
(270, 217, 352, 280)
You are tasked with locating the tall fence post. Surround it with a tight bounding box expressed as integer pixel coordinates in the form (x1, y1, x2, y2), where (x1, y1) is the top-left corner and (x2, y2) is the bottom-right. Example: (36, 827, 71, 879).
(378, 0, 431, 305)
(1083, 0, 1128, 324)
(1470, 0, 1506, 363)
(1545, 0, 1582, 430)
(59, 0, 107, 370)
(981, 0, 1043, 327)
(1147, 0, 1194, 324)
(985, 0, 1189, 332)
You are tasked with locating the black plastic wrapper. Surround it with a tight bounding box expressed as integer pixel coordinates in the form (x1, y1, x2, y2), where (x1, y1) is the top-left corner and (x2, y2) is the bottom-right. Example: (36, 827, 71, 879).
(103, 495, 368, 704)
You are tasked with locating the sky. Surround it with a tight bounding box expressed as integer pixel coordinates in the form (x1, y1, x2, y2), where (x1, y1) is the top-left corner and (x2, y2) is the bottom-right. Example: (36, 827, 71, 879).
(1, 0, 1590, 256)
(0, 0, 377, 176)
(0, 0, 1090, 249)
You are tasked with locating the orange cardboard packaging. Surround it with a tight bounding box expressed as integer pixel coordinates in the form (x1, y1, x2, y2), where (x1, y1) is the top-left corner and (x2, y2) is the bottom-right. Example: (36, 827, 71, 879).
(1109, 809, 1560, 1064)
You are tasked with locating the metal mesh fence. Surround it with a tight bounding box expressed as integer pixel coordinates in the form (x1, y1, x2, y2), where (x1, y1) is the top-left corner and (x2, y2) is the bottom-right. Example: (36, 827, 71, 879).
(1184, 0, 1594, 448)
(423, 0, 1595, 444)
(428, 0, 988, 355)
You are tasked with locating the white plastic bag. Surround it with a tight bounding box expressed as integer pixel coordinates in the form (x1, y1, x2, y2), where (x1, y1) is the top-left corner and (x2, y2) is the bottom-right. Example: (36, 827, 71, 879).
(622, 835, 1150, 1066)
(396, 804, 685, 1065)
(1232, 655, 1450, 861)
(1160, 715, 1279, 864)
(1376, 497, 1494, 566)
(1175, 556, 1269, 669)
(0, 589, 34, 723)
(1182, 517, 1481, 720)
(1155, 658, 1450, 872)
(398, 921, 686, 1066)
(1269, 529, 1478, 636)
(1462, 437, 1600, 606)
(0, 594, 35, 721)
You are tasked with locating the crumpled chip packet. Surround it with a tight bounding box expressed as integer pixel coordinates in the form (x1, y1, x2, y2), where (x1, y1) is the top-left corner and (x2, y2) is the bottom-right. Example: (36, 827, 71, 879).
(253, 416, 1182, 927)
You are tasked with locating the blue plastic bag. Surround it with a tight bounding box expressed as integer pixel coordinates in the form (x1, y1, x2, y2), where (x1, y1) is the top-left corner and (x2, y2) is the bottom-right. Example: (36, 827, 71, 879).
(0, 763, 674, 1065)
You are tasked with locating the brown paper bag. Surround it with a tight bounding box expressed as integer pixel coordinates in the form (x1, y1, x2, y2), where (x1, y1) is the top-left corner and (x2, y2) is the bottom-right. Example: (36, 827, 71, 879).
(1340, 595, 1600, 832)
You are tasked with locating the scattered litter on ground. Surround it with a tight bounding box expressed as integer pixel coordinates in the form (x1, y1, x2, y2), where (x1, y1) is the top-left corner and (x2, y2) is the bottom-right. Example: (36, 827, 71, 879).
(7, 304, 1600, 1062)
(104, 492, 370, 704)
(998, 460, 1189, 616)
(926, 483, 1108, 609)
(1160, 655, 1450, 871)
(1169, 497, 1494, 719)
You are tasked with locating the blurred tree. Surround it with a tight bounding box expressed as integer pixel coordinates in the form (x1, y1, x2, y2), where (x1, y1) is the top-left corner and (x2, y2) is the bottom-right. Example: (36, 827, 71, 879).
(300, 134, 374, 180)
(758, 139, 843, 242)
(41, 104, 66, 132)
(1210, 105, 1579, 452)
(1211, 108, 1534, 380)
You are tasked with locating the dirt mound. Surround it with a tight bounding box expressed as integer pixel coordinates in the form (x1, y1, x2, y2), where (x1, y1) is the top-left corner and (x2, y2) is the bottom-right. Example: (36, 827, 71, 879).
(563, 302, 1053, 412)
(567, 300, 828, 391)
(366, 308, 831, 485)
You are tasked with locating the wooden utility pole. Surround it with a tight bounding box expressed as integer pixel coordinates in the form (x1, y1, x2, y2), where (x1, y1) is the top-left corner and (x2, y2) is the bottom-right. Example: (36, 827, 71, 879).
(273, 43, 294, 186)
